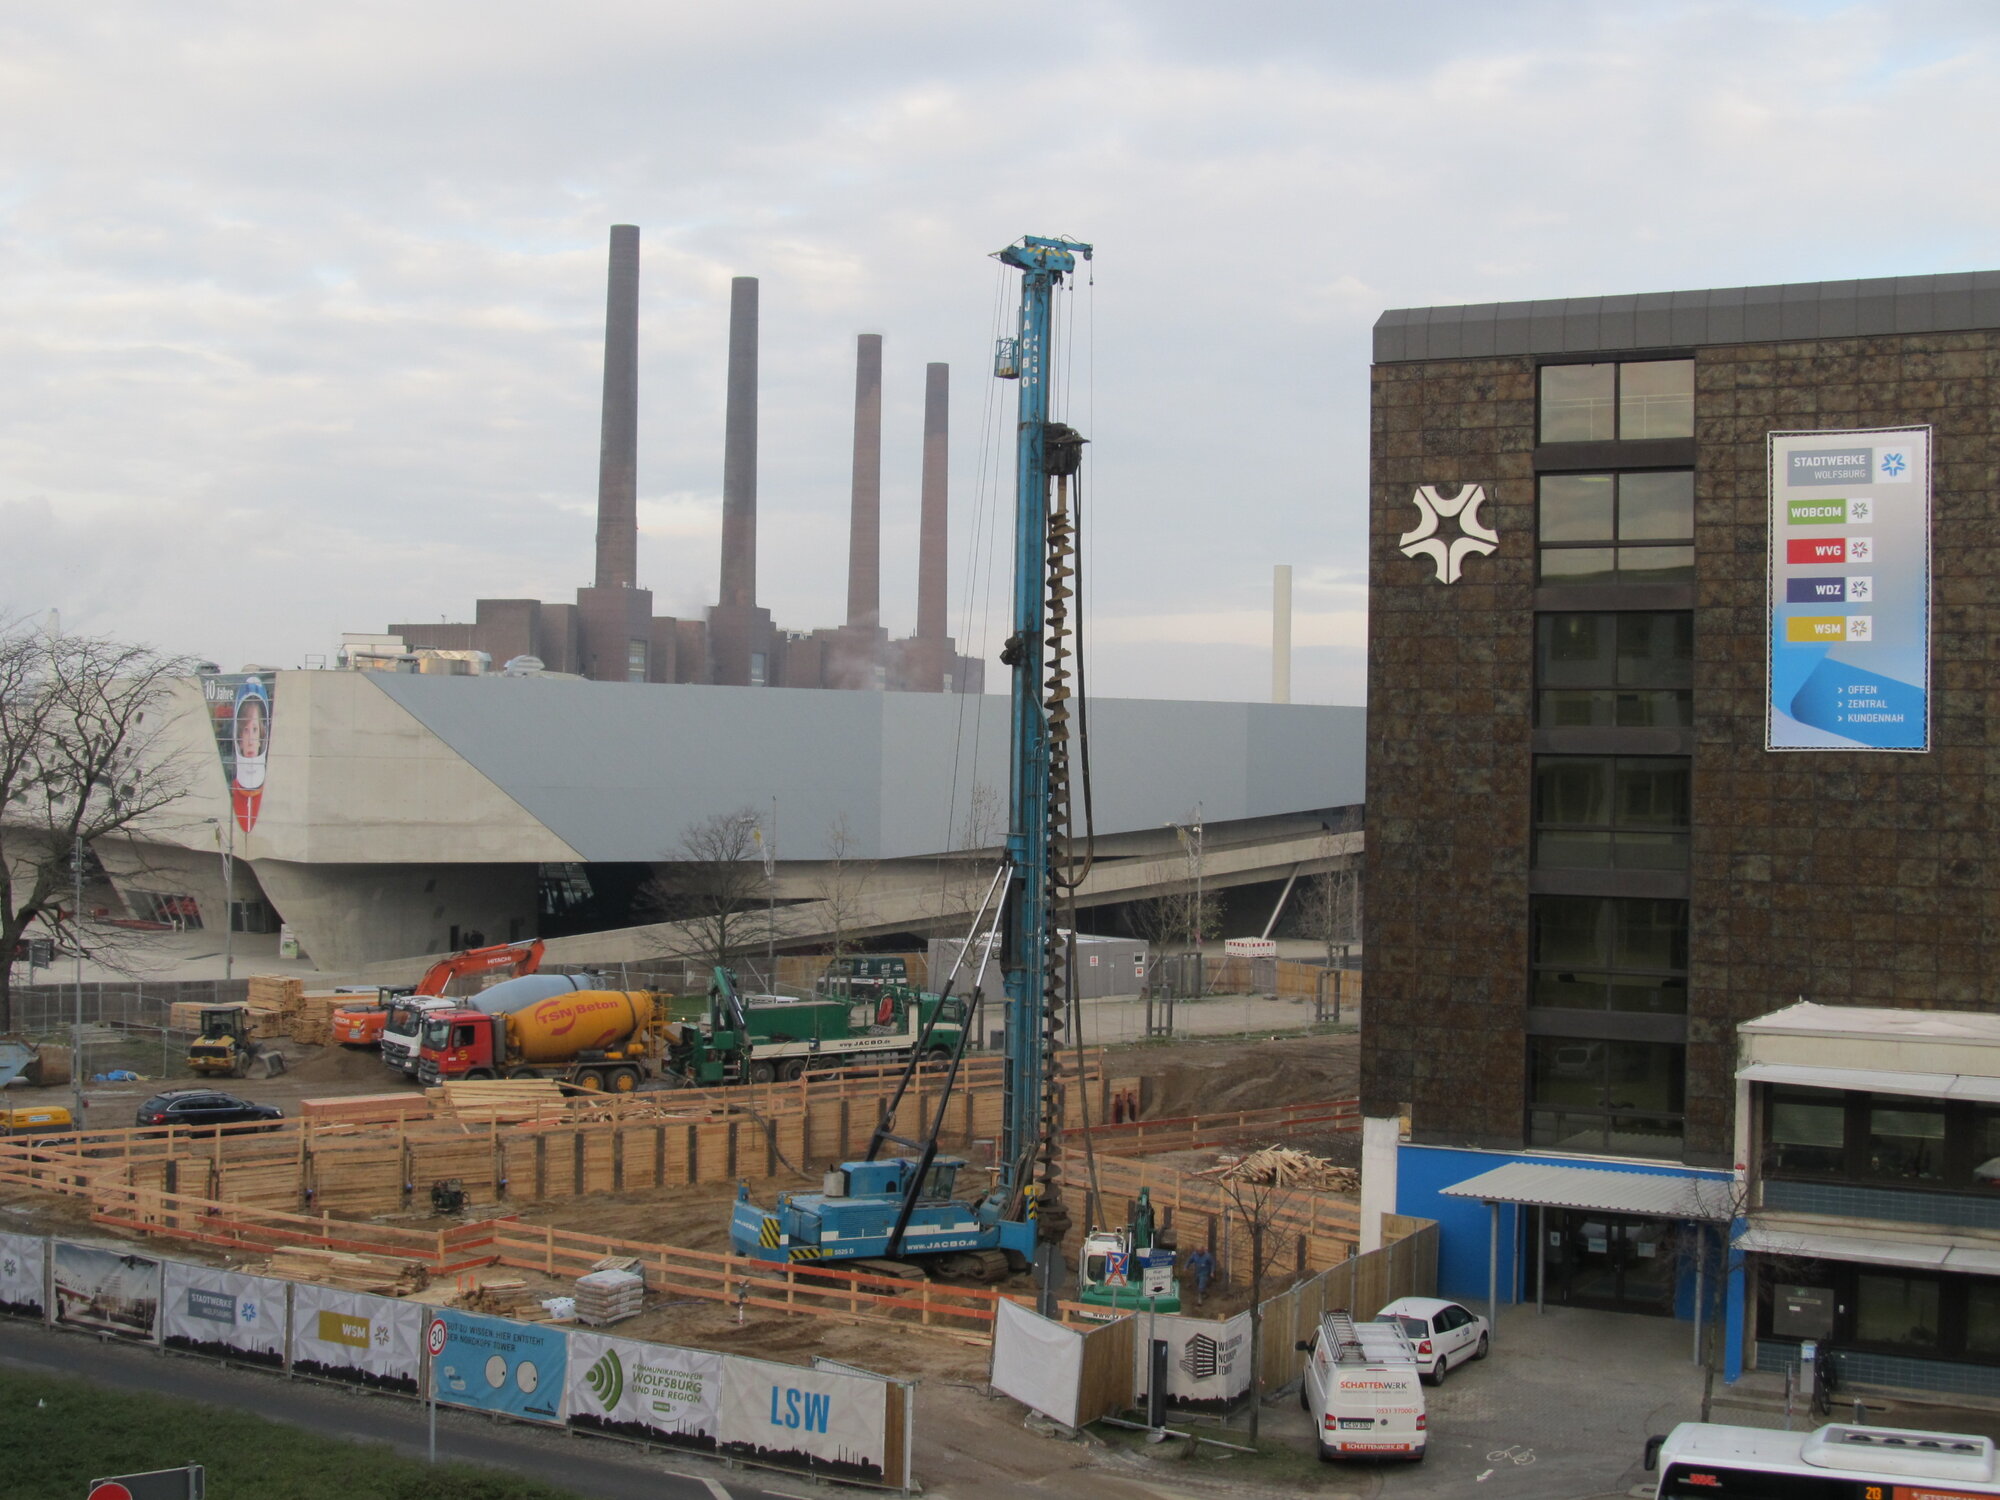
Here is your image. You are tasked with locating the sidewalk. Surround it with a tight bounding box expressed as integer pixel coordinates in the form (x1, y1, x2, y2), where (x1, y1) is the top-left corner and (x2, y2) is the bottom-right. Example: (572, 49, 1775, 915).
(1707, 1366, 2000, 1444)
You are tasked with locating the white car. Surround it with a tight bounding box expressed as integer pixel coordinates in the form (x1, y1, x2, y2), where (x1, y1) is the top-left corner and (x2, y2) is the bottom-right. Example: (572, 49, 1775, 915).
(1375, 1296, 1490, 1385)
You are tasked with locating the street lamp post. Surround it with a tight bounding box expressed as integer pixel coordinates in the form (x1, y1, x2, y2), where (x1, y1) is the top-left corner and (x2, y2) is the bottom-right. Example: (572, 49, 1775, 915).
(203, 817, 237, 982)
(71, 834, 85, 1124)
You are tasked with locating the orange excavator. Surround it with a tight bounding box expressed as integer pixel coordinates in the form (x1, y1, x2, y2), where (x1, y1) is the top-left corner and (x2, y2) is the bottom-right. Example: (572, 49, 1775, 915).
(331, 939, 546, 1047)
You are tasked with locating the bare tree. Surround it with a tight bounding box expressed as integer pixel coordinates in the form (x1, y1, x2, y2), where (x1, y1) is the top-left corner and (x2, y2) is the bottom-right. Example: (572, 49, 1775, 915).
(1213, 1170, 1303, 1442)
(813, 812, 876, 961)
(0, 621, 198, 1032)
(1298, 854, 1362, 967)
(1129, 889, 1222, 953)
(639, 807, 771, 976)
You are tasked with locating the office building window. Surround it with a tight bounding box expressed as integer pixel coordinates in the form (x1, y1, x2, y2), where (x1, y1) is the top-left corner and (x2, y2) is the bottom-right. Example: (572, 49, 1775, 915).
(1539, 472, 1694, 585)
(1536, 612, 1693, 727)
(1531, 895, 1687, 1013)
(1527, 1037, 1684, 1156)
(1533, 755, 1690, 870)
(1761, 1264, 2000, 1364)
(1539, 359, 1694, 443)
(750, 652, 768, 686)
(626, 640, 647, 682)
(1761, 1089, 2000, 1191)
(1766, 1088, 1847, 1176)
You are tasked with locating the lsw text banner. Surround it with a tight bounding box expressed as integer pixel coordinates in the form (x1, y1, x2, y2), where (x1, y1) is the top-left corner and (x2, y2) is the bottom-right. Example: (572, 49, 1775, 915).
(1767, 426, 1931, 751)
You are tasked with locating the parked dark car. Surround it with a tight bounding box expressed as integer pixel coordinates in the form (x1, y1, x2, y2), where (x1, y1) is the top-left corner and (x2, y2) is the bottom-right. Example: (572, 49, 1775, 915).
(136, 1090, 284, 1134)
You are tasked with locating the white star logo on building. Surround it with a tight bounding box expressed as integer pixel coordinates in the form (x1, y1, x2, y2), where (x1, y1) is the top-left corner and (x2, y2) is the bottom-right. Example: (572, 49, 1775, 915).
(1399, 484, 1498, 584)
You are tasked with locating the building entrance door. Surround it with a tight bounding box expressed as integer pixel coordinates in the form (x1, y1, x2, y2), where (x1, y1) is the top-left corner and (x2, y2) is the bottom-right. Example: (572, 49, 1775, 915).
(1535, 1209, 1675, 1314)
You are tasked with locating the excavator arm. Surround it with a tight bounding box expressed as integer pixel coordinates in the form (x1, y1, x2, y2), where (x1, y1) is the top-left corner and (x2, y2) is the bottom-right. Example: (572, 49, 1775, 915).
(413, 939, 545, 996)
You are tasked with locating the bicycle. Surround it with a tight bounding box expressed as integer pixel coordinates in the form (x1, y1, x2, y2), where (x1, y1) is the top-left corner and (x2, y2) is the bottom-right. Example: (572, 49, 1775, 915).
(1810, 1351, 1840, 1420)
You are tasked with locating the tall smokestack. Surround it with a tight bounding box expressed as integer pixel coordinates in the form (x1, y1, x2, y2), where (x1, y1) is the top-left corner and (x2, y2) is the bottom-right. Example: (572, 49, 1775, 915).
(917, 362, 948, 646)
(845, 334, 883, 631)
(719, 276, 759, 610)
(592, 224, 640, 590)
(1272, 563, 1293, 704)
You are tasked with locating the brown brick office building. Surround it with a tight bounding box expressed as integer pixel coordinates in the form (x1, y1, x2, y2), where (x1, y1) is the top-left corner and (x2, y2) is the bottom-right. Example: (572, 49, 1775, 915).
(1353, 273, 2000, 1342)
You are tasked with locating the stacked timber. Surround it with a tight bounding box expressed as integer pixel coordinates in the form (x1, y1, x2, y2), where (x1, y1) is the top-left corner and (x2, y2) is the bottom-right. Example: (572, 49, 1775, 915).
(1202, 1147, 1360, 1192)
(289, 993, 346, 1047)
(573, 1268, 645, 1326)
(263, 1247, 430, 1294)
(432, 1079, 567, 1124)
(459, 1276, 538, 1317)
(168, 999, 288, 1038)
(300, 1094, 431, 1126)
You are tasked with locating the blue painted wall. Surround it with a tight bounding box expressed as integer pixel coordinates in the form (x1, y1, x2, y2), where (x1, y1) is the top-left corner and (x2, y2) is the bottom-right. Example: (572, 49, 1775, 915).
(1394, 1144, 1733, 1317)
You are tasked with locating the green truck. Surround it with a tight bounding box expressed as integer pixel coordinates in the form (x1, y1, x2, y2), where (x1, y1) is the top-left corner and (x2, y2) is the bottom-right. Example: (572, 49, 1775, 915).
(667, 966, 968, 1084)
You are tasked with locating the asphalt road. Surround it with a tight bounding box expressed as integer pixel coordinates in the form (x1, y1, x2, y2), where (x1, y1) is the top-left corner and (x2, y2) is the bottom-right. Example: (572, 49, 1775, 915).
(1, 1321, 797, 1500)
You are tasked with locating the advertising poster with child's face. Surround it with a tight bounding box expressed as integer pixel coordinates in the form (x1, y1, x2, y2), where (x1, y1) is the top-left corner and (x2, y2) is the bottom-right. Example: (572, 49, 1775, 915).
(203, 673, 274, 833)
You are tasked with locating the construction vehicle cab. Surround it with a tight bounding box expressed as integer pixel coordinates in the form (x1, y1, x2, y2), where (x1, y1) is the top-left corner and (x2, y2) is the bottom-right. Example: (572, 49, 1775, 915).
(187, 1005, 261, 1078)
(1076, 1187, 1183, 1316)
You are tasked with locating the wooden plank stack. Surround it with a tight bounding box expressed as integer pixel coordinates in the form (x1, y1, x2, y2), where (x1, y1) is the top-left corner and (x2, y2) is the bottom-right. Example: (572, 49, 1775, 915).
(1202, 1147, 1361, 1193)
(459, 1276, 538, 1317)
(300, 1094, 431, 1125)
(168, 999, 287, 1038)
(263, 1246, 430, 1294)
(433, 1079, 568, 1124)
(573, 1267, 645, 1326)
(288, 993, 347, 1047)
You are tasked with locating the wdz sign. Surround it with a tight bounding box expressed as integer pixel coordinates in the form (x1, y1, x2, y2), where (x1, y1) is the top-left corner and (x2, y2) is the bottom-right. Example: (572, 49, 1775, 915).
(1766, 426, 1931, 751)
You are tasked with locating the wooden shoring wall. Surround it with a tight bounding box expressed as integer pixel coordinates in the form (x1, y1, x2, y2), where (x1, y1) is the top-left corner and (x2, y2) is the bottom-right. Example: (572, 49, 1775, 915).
(1069, 1099, 1359, 1158)
(1074, 1314, 1136, 1427)
(1072, 1155, 1362, 1280)
(1251, 1216, 1438, 1397)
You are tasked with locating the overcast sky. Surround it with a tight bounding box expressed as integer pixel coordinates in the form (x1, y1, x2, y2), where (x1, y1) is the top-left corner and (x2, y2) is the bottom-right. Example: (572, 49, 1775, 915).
(5, 2, 1998, 704)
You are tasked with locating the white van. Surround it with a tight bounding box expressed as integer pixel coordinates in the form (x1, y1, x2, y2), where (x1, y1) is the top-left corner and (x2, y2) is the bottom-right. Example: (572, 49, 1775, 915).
(1297, 1309, 1427, 1462)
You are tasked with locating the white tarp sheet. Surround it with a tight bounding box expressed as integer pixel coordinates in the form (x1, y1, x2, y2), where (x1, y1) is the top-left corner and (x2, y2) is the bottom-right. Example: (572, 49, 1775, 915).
(161, 1262, 289, 1366)
(51, 1240, 161, 1341)
(718, 1353, 889, 1484)
(567, 1331, 721, 1450)
(289, 1285, 422, 1393)
(0, 1232, 46, 1320)
(1136, 1309, 1253, 1411)
(991, 1298, 1084, 1427)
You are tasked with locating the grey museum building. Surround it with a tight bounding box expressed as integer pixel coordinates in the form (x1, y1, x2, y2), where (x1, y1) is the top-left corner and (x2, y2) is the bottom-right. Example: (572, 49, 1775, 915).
(1355, 269, 2000, 1397)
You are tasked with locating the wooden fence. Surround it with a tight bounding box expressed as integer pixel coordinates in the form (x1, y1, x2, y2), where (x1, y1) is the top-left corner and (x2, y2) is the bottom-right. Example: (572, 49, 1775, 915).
(1252, 1214, 1438, 1396)
(1, 1055, 1126, 1219)
(1077, 1154, 1362, 1280)
(1067, 1099, 1359, 1158)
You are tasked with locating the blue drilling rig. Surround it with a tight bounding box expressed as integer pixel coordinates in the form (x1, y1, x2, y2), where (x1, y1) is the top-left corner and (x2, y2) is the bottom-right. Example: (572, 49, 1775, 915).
(728, 235, 1095, 1288)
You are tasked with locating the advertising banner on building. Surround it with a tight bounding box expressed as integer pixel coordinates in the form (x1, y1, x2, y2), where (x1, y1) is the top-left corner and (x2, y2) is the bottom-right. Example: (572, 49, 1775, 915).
(289, 1285, 421, 1393)
(432, 1310, 568, 1424)
(1135, 1310, 1253, 1412)
(161, 1261, 288, 1366)
(202, 671, 276, 833)
(1767, 426, 1931, 751)
(0, 1232, 46, 1320)
(718, 1353, 889, 1483)
(51, 1240, 161, 1341)
(566, 1331, 720, 1449)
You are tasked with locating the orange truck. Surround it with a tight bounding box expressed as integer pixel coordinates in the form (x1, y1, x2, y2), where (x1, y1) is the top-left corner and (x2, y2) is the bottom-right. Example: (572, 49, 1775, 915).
(330, 940, 545, 1048)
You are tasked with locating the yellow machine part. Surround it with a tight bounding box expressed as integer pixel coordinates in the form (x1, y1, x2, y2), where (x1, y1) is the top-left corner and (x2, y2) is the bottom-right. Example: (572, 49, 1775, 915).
(2, 1105, 73, 1135)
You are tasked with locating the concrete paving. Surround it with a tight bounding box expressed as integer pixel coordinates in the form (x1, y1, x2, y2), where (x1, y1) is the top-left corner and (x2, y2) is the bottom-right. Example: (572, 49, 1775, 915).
(1077, 991, 1357, 1045)
(1247, 1303, 1706, 1498)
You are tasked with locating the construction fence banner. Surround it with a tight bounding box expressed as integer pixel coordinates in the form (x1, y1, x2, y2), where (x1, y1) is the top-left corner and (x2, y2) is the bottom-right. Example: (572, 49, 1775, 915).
(160, 1262, 289, 1367)
(289, 1284, 422, 1393)
(718, 1351, 890, 1485)
(434, 1309, 567, 1425)
(51, 1239, 162, 1342)
(567, 1331, 721, 1450)
(0, 1231, 46, 1320)
(1136, 1309, 1253, 1413)
(991, 1299, 1083, 1427)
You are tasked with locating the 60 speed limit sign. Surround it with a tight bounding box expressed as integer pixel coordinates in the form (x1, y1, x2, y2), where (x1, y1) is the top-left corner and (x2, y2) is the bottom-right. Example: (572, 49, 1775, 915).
(427, 1317, 448, 1356)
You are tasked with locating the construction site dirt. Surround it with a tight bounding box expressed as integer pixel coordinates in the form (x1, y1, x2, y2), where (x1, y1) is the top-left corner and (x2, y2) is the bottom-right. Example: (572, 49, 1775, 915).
(1, 1030, 1363, 1499)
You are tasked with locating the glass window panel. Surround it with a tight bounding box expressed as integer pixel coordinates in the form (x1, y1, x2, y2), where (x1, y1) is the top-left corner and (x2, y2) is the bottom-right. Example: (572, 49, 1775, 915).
(1529, 1109, 1606, 1152)
(1868, 1106, 1945, 1182)
(1606, 975, 1687, 1013)
(1539, 475, 1615, 541)
(1537, 758, 1612, 826)
(1616, 545, 1696, 583)
(1972, 1113, 2000, 1189)
(1615, 760, 1690, 830)
(1541, 548, 1617, 584)
(1854, 1273, 1940, 1350)
(1610, 831, 1690, 870)
(1536, 613, 1611, 687)
(1618, 360, 1695, 440)
(1612, 899, 1688, 971)
(1529, 1038, 1606, 1109)
(1533, 895, 1605, 968)
(1615, 690, 1693, 727)
(1542, 689, 1607, 726)
(1614, 612, 1694, 687)
(1540, 363, 1616, 443)
(1617, 471, 1694, 540)
(1606, 1117, 1683, 1157)
(1535, 830, 1613, 868)
(1967, 1282, 2000, 1357)
(1533, 973, 1610, 1009)
(1606, 1041, 1684, 1114)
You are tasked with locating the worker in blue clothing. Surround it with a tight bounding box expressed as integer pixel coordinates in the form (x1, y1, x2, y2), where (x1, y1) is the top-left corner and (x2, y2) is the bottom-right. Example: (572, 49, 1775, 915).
(1186, 1246, 1217, 1305)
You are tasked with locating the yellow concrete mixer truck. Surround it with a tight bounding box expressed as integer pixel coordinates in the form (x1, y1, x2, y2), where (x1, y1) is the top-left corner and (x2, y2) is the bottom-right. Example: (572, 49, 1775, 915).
(412, 986, 667, 1092)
